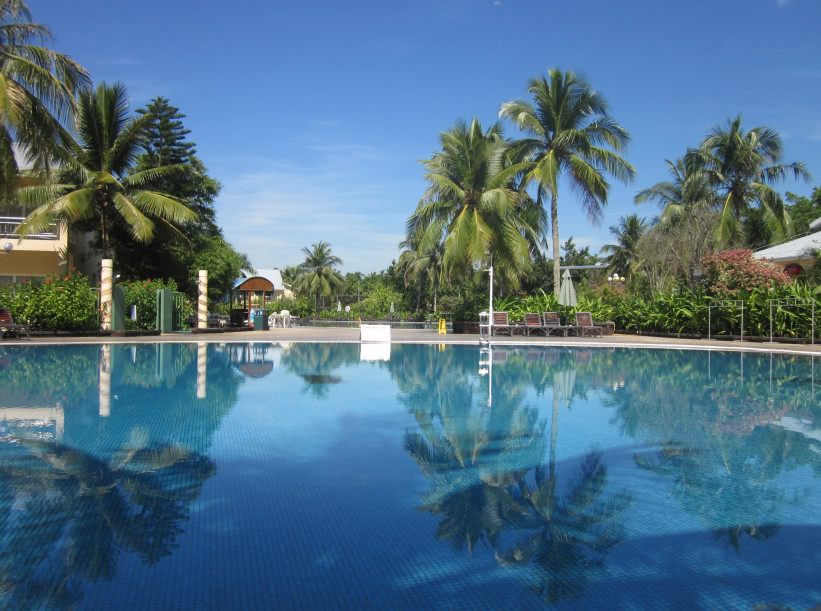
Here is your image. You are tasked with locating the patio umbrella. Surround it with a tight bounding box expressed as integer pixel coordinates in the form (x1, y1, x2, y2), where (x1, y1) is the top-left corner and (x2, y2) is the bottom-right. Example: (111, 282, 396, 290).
(337, 300, 342, 312)
(390, 302, 395, 315)
(553, 366, 577, 410)
(558, 269, 577, 325)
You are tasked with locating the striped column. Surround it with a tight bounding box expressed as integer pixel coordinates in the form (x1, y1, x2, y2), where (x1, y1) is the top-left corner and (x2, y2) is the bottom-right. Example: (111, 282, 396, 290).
(99, 344, 111, 417)
(198, 270, 208, 329)
(100, 259, 113, 331)
(196, 342, 207, 399)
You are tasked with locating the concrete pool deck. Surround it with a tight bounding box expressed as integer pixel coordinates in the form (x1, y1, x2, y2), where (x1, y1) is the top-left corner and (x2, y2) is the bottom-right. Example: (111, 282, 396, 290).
(4, 327, 821, 356)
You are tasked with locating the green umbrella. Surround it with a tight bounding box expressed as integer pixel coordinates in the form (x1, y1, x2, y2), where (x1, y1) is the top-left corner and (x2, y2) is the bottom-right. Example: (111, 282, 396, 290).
(558, 269, 577, 325)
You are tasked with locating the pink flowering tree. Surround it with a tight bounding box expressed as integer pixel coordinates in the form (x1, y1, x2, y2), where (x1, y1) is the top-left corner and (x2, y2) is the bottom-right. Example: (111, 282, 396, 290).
(701, 249, 792, 297)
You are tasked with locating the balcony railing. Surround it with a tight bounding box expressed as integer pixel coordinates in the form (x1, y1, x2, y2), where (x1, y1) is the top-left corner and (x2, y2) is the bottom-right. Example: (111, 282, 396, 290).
(0, 216, 59, 240)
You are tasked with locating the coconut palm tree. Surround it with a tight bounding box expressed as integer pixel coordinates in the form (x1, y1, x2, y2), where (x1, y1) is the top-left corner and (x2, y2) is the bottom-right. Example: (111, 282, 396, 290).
(0, 0, 89, 196)
(500, 69, 635, 296)
(406, 118, 541, 288)
(295, 240, 344, 307)
(689, 114, 811, 245)
(397, 233, 446, 312)
(600, 214, 647, 276)
(634, 155, 718, 227)
(14, 82, 197, 257)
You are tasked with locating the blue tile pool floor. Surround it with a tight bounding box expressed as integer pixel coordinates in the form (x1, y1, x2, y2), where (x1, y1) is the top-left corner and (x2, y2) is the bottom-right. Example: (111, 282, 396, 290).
(0, 342, 820, 609)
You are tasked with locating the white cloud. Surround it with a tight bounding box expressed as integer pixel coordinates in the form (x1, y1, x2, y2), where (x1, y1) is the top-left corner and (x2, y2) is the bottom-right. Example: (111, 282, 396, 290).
(214, 142, 413, 273)
(493, 1, 502, 5)
(776, 0, 790, 7)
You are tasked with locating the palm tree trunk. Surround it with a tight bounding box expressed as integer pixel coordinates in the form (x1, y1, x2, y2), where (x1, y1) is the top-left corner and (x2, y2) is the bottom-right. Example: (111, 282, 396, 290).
(547, 383, 560, 520)
(551, 192, 560, 298)
(433, 285, 437, 313)
(101, 206, 111, 259)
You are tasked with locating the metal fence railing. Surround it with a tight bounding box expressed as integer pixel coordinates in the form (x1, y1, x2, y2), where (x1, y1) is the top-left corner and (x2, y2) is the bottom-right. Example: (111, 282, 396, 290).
(0, 216, 59, 239)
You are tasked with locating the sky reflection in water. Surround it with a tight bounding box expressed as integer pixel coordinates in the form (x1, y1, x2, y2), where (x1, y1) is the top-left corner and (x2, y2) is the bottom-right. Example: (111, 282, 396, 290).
(0, 342, 819, 609)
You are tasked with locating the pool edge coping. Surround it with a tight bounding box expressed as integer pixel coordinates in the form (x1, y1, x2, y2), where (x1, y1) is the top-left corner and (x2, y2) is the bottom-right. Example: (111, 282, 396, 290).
(3, 337, 820, 358)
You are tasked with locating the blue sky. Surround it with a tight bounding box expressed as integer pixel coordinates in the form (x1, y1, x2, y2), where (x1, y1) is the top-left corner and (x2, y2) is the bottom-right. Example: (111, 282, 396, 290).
(40, 0, 821, 272)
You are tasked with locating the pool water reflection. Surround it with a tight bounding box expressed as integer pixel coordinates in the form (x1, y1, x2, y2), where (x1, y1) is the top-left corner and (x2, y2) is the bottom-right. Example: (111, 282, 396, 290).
(0, 342, 819, 609)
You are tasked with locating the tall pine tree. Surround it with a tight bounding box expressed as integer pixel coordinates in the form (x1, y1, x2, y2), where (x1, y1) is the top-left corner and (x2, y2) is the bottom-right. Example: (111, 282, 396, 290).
(109, 96, 250, 300)
(137, 97, 197, 166)
(131, 96, 220, 234)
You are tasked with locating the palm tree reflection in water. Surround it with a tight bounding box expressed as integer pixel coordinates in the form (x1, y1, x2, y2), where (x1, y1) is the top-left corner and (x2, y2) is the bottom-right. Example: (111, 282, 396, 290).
(281, 343, 359, 399)
(0, 433, 215, 608)
(400, 345, 632, 604)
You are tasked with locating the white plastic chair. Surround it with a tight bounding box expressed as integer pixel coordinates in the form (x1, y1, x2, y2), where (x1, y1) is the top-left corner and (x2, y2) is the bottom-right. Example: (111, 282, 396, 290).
(279, 310, 291, 328)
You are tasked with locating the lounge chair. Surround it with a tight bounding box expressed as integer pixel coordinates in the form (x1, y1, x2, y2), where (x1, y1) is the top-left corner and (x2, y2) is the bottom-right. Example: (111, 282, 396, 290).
(524, 313, 546, 336)
(492, 311, 514, 336)
(571, 312, 603, 337)
(542, 312, 570, 337)
(0, 309, 30, 339)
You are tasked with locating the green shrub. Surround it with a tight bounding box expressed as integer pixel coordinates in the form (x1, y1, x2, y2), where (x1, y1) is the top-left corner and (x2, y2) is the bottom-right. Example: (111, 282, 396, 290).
(122, 278, 181, 329)
(0, 270, 98, 330)
(488, 282, 820, 339)
(269, 295, 314, 318)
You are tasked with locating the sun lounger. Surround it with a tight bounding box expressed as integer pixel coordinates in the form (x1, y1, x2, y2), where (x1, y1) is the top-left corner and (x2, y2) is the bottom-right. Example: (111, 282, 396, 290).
(542, 312, 570, 337)
(492, 311, 515, 336)
(0, 309, 30, 339)
(524, 313, 547, 336)
(571, 312, 603, 337)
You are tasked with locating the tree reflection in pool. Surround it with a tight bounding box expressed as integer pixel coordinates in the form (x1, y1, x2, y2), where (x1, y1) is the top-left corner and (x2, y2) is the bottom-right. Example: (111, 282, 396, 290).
(0, 342, 819, 609)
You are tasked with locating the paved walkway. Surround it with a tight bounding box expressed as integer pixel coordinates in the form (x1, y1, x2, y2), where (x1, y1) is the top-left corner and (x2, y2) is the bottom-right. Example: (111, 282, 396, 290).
(4, 327, 821, 356)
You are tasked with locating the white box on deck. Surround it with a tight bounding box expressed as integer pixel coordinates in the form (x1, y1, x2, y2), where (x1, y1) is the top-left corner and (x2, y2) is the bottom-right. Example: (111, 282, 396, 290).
(360, 324, 391, 343)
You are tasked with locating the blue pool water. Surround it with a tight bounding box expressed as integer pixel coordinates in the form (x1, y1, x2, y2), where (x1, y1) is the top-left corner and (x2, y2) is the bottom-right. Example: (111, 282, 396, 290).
(0, 342, 819, 609)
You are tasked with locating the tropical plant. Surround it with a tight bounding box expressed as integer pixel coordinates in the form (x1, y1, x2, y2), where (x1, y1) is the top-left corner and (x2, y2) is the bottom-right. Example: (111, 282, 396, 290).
(121, 277, 182, 329)
(406, 118, 541, 289)
(0, 0, 89, 196)
(701, 249, 792, 297)
(500, 69, 635, 296)
(0, 269, 97, 330)
(398, 233, 446, 312)
(600, 214, 647, 276)
(689, 114, 811, 246)
(785, 187, 821, 234)
(635, 155, 717, 227)
(14, 82, 198, 257)
(295, 241, 344, 305)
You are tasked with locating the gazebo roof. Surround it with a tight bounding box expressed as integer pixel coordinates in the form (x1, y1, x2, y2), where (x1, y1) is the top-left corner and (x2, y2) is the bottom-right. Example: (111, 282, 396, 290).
(233, 268, 285, 291)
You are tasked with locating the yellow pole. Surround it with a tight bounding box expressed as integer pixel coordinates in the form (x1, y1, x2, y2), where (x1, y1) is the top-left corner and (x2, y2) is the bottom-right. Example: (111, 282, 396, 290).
(438, 318, 446, 334)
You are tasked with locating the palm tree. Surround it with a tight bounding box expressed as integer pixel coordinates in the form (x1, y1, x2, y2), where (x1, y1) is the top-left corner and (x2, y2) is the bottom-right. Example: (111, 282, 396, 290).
(406, 118, 541, 288)
(500, 69, 635, 296)
(0, 0, 89, 196)
(397, 234, 445, 312)
(690, 114, 811, 245)
(15, 82, 197, 257)
(634, 155, 718, 227)
(600, 214, 647, 276)
(295, 240, 344, 307)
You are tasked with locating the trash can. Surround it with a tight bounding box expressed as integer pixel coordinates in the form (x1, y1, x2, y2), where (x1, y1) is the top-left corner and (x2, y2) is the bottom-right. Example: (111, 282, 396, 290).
(253, 310, 269, 330)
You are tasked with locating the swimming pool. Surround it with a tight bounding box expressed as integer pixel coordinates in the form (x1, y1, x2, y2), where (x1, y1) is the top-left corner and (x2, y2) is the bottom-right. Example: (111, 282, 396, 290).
(0, 342, 819, 609)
